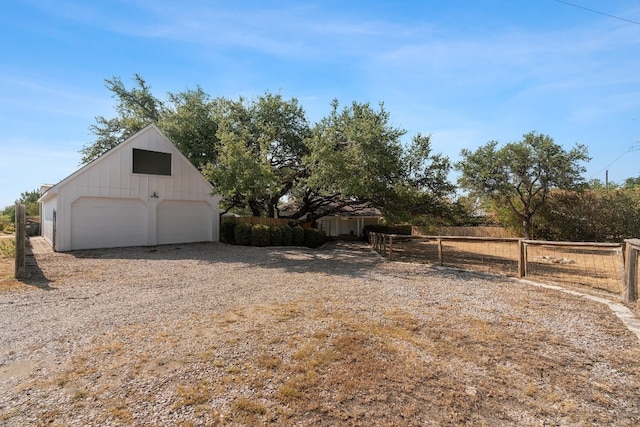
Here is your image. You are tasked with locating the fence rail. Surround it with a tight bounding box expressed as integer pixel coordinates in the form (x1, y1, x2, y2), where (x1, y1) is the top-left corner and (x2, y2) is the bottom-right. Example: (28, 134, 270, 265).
(368, 232, 635, 302)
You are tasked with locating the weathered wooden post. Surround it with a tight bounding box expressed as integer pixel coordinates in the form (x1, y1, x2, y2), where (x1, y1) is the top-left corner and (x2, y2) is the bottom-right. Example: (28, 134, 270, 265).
(518, 239, 526, 278)
(437, 238, 443, 266)
(14, 203, 26, 279)
(388, 235, 393, 261)
(623, 240, 639, 302)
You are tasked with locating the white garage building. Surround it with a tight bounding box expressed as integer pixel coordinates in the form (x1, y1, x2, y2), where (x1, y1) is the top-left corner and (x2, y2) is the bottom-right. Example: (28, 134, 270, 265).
(39, 124, 221, 251)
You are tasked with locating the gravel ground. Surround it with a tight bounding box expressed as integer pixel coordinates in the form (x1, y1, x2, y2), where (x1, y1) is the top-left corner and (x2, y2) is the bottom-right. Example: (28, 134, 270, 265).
(1, 241, 639, 426)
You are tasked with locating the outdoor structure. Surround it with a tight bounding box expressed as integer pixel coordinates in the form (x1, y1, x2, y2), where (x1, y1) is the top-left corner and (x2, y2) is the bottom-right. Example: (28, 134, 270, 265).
(39, 124, 221, 251)
(277, 202, 383, 238)
(315, 206, 384, 238)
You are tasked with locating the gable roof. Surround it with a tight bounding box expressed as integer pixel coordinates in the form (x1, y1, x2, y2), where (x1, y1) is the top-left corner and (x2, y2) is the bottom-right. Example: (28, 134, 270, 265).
(39, 124, 212, 202)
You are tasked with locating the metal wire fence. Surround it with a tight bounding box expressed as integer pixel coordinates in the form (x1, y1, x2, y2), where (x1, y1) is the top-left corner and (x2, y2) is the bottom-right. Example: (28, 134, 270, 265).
(368, 233, 629, 300)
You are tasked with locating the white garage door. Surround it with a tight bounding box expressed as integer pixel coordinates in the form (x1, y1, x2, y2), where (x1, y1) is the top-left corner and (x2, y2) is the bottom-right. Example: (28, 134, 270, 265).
(157, 200, 212, 245)
(71, 197, 147, 250)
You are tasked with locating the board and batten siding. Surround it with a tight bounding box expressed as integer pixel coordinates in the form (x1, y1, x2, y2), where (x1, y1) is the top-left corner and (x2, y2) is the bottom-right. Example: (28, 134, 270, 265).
(39, 125, 220, 251)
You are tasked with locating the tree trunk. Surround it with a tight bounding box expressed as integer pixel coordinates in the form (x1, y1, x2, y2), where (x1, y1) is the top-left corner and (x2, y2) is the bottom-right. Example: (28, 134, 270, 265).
(248, 200, 262, 217)
(523, 218, 531, 240)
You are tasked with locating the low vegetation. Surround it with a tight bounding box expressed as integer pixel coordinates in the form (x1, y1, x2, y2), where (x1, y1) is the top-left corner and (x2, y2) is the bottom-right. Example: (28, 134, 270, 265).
(0, 239, 15, 259)
(223, 221, 326, 248)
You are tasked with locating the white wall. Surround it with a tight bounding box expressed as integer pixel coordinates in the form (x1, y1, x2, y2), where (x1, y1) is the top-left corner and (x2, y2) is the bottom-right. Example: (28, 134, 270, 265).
(41, 125, 220, 251)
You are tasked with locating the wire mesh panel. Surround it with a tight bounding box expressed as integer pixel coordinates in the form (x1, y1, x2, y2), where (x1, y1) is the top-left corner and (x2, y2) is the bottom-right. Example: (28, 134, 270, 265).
(439, 239, 519, 275)
(388, 237, 439, 263)
(387, 237, 520, 276)
(524, 244, 623, 294)
(375, 234, 626, 298)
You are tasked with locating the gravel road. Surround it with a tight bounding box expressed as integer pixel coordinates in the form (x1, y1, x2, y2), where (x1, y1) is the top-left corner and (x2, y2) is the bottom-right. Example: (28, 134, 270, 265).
(1, 241, 639, 426)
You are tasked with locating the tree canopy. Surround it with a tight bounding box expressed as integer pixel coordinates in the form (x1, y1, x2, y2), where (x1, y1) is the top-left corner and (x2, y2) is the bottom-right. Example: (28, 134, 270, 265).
(81, 75, 456, 223)
(456, 131, 590, 239)
(203, 93, 311, 217)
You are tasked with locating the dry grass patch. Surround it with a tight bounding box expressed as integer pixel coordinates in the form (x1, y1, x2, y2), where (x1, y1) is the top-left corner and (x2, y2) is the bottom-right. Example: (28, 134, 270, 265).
(174, 380, 212, 408)
(3, 243, 639, 426)
(22, 292, 640, 425)
(0, 250, 20, 292)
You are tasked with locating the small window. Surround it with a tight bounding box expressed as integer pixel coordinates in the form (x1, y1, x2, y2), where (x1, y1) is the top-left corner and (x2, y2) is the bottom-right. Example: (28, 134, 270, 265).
(132, 148, 172, 176)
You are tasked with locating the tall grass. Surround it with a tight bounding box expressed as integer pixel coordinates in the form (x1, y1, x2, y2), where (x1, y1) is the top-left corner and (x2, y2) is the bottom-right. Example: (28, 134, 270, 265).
(0, 239, 15, 258)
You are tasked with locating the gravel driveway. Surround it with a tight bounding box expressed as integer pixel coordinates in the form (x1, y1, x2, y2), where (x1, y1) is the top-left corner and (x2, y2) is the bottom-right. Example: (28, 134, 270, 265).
(1, 241, 639, 425)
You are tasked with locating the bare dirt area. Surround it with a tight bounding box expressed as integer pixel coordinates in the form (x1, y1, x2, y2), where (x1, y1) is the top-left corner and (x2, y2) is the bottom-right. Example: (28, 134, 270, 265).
(389, 239, 626, 297)
(1, 242, 639, 426)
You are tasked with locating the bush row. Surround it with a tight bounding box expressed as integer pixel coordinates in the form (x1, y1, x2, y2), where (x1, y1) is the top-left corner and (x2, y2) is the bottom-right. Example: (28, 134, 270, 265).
(362, 224, 411, 240)
(221, 221, 327, 248)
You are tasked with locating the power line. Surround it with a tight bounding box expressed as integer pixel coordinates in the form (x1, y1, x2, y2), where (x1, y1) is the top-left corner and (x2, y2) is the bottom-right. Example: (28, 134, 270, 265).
(588, 143, 640, 180)
(553, 0, 640, 25)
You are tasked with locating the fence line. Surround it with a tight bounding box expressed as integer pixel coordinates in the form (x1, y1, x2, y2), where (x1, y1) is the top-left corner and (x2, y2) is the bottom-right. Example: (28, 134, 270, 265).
(413, 226, 519, 238)
(368, 232, 635, 302)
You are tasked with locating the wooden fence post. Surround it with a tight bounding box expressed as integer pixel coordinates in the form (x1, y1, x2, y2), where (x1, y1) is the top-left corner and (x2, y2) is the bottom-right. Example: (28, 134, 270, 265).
(624, 242, 638, 302)
(437, 238, 443, 266)
(518, 239, 526, 278)
(388, 235, 393, 261)
(14, 203, 26, 279)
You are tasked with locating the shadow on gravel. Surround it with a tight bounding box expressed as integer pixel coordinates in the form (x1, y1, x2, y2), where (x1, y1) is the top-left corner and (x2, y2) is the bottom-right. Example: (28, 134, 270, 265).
(21, 250, 55, 291)
(65, 240, 381, 279)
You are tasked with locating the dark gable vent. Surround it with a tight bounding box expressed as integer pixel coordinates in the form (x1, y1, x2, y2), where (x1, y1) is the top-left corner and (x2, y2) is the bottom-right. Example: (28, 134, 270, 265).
(132, 148, 172, 176)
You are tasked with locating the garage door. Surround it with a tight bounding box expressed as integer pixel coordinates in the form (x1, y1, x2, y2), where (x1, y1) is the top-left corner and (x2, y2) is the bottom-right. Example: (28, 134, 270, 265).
(157, 200, 212, 245)
(71, 197, 147, 250)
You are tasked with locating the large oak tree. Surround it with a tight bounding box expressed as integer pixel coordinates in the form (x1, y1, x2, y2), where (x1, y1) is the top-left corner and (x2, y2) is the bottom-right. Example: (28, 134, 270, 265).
(82, 75, 455, 223)
(456, 131, 590, 239)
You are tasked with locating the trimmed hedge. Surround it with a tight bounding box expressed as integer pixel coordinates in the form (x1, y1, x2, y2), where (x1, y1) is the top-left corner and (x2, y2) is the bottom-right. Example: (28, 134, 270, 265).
(304, 227, 326, 248)
(234, 222, 253, 246)
(221, 221, 237, 243)
(291, 226, 305, 246)
(223, 221, 328, 249)
(270, 226, 283, 246)
(251, 224, 270, 247)
(362, 224, 411, 240)
(281, 224, 293, 246)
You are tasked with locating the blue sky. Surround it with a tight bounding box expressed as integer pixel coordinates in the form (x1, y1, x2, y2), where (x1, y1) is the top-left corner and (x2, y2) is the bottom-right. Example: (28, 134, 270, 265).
(1, 0, 639, 209)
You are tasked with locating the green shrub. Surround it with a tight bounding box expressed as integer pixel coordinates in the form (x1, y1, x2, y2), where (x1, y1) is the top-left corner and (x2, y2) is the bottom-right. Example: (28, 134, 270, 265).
(0, 214, 12, 232)
(291, 226, 305, 246)
(319, 229, 327, 245)
(221, 221, 236, 244)
(234, 222, 253, 246)
(281, 224, 293, 246)
(251, 224, 270, 247)
(362, 224, 411, 240)
(0, 239, 15, 258)
(304, 227, 317, 248)
(303, 228, 326, 248)
(270, 226, 284, 246)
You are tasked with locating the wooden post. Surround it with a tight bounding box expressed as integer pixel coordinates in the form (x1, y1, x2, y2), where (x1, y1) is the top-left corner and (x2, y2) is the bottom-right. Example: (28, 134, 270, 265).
(624, 242, 638, 302)
(382, 234, 387, 258)
(388, 235, 393, 261)
(14, 203, 26, 279)
(437, 238, 443, 266)
(518, 239, 526, 278)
